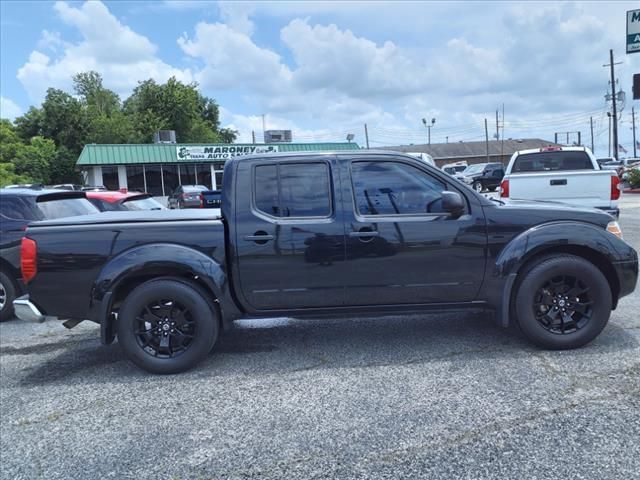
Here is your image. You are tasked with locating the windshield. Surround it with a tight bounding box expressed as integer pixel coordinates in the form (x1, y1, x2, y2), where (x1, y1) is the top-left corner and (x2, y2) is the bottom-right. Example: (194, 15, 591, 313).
(37, 198, 99, 219)
(123, 197, 166, 210)
(463, 164, 485, 175)
(512, 151, 594, 172)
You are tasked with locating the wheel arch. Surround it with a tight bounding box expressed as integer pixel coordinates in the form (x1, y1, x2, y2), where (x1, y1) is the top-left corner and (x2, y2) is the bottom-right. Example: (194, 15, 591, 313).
(90, 243, 238, 344)
(493, 222, 621, 327)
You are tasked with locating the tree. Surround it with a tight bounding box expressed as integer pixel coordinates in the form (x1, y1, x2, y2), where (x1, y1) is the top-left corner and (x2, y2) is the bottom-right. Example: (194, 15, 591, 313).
(13, 107, 44, 141)
(11, 136, 55, 184)
(0, 163, 32, 188)
(73, 71, 120, 116)
(123, 77, 235, 143)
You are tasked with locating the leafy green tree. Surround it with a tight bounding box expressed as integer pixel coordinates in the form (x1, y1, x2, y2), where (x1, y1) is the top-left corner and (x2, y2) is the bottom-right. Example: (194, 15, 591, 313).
(0, 119, 23, 162)
(13, 107, 45, 141)
(0, 162, 32, 188)
(12, 136, 55, 184)
(40, 88, 86, 152)
(73, 71, 120, 116)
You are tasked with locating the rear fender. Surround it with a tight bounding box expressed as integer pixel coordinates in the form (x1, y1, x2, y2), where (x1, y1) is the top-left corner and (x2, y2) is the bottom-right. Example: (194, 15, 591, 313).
(90, 243, 239, 342)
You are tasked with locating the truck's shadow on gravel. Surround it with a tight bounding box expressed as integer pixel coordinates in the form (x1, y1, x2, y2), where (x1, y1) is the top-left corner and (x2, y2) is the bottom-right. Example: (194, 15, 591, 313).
(18, 312, 638, 386)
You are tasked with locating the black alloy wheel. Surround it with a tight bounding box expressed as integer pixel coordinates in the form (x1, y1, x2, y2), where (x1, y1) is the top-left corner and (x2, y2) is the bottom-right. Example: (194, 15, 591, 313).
(117, 279, 218, 373)
(514, 254, 611, 350)
(532, 275, 592, 334)
(473, 181, 483, 193)
(134, 299, 196, 359)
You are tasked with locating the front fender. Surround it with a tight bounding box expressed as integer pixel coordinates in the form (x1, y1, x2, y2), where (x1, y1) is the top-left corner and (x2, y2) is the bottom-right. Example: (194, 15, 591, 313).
(90, 243, 239, 333)
(494, 221, 621, 277)
(490, 221, 621, 327)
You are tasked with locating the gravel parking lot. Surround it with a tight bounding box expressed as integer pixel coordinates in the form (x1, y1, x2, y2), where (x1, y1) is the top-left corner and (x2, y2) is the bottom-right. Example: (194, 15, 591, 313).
(1, 197, 639, 480)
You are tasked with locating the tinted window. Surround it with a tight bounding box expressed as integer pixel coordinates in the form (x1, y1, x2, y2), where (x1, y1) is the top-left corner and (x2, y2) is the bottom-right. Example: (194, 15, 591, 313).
(0, 196, 41, 221)
(254, 163, 331, 218)
(126, 166, 145, 193)
(512, 151, 594, 172)
(351, 161, 446, 215)
(183, 185, 208, 192)
(254, 165, 279, 216)
(102, 166, 119, 190)
(37, 198, 99, 219)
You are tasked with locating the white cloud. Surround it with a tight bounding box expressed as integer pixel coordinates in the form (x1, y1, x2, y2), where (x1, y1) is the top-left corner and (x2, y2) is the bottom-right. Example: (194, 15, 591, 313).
(17, 1, 192, 102)
(178, 22, 291, 92)
(0, 96, 23, 120)
(281, 19, 426, 98)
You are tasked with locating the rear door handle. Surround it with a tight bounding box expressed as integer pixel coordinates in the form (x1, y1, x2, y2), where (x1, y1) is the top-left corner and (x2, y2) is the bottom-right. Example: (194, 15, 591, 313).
(550, 179, 567, 186)
(349, 231, 380, 238)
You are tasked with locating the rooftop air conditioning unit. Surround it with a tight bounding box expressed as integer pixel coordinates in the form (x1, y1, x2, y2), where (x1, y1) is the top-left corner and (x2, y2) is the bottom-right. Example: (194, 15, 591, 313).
(264, 130, 292, 143)
(153, 130, 177, 144)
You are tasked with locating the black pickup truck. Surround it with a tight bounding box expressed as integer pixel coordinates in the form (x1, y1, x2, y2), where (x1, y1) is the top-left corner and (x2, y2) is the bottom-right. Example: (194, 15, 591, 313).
(14, 151, 638, 373)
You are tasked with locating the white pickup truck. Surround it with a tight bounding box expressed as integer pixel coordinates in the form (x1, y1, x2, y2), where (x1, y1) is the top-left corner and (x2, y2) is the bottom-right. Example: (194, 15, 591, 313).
(499, 146, 621, 218)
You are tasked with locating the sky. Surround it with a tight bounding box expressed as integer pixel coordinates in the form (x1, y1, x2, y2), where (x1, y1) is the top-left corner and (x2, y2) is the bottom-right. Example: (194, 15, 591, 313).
(1, 0, 639, 156)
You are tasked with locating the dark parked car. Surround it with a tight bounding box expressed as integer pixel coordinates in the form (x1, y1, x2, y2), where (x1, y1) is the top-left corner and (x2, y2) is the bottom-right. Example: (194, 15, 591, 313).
(0, 189, 99, 321)
(85, 190, 166, 211)
(459, 162, 505, 192)
(13, 152, 638, 373)
(167, 185, 209, 209)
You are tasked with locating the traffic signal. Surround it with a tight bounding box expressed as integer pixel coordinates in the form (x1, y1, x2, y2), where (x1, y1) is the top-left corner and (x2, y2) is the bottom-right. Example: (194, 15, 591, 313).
(634, 73, 640, 100)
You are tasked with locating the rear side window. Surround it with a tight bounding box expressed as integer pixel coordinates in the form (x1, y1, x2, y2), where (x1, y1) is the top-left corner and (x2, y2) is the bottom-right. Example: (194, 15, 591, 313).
(37, 198, 99, 219)
(254, 163, 331, 218)
(512, 151, 594, 172)
(0, 196, 41, 221)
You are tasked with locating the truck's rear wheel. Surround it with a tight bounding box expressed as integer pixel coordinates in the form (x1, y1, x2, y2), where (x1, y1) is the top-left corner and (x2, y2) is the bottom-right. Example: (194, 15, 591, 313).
(472, 181, 483, 193)
(117, 279, 218, 373)
(514, 254, 611, 349)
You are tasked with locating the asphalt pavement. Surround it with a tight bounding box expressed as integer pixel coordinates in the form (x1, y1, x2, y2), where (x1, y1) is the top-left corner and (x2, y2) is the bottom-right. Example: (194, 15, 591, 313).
(1, 196, 639, 479)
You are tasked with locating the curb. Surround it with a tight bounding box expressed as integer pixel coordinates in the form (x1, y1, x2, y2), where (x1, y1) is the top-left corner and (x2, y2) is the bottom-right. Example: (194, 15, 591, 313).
(623, 188, 640, 194)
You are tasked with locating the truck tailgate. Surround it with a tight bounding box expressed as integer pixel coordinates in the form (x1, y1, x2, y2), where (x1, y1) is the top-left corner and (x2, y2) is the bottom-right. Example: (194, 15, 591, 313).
(507, 170, 615, 208)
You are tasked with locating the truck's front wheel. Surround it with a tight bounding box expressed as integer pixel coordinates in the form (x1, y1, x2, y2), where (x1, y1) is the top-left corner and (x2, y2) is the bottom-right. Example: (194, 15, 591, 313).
(117, 279, 218, 374)
(514, 254, 612, 349)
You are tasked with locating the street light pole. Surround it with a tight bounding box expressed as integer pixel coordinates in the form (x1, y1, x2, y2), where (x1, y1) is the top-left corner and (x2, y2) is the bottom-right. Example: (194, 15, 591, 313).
(422, 117, 436, 146)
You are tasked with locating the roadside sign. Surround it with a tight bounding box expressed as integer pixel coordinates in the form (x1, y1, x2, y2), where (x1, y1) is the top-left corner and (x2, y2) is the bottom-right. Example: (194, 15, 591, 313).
(628, 9, 640, 54)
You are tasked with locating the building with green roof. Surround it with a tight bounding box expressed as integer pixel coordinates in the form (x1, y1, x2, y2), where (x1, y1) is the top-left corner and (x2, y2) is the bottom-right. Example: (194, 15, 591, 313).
(77, 142, 360, 197)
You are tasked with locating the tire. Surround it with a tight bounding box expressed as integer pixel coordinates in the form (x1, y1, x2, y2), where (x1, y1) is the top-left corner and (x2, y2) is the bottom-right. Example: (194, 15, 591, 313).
(514, 254, 612, 350)
(472, 181, 483, 193)
(117, 279, 218, 373)
(0, 271, 17, 322)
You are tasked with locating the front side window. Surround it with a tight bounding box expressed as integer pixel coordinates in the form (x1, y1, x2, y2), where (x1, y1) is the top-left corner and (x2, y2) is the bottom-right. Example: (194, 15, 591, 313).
(351, 161, 446, 216)
(254, 162, 331, 218)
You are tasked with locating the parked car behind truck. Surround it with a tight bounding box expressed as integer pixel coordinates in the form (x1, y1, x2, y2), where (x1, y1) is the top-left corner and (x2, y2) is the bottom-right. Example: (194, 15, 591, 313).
(0, 189, 99, 321)
(14, 151, 638, 373)
(500, 146, 621, 217)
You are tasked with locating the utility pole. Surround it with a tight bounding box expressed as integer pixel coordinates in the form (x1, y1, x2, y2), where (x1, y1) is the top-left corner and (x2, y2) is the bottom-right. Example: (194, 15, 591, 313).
(495, 109, 500, 140)
(364, 123, 370, 149)
(261, 114, 267, 142)
(251, 130, 256, 144)
(484, 118, 490, 162)
(607, 112, 612, 156)
(604, 50, 622, 160)
(633, 107, 637, 158)
(590, 117, 594, 153)
(501, 103, 505, 162)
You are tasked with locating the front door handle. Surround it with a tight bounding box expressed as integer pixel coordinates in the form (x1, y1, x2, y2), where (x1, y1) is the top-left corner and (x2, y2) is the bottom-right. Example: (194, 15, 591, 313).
(550, 179, 567, 186)
(244, 231, 274, 244)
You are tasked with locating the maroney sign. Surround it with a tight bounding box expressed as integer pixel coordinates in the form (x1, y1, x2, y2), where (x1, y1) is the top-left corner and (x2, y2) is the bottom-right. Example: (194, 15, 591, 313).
(177, 145, 279, 160)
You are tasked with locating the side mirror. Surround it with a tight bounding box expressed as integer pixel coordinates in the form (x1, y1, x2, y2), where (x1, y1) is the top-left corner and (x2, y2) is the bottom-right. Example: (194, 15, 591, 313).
(442, 191, 464, 218)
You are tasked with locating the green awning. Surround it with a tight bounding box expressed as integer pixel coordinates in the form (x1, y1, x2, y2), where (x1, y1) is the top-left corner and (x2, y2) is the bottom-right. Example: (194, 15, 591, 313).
(77, 143, 361, 166)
